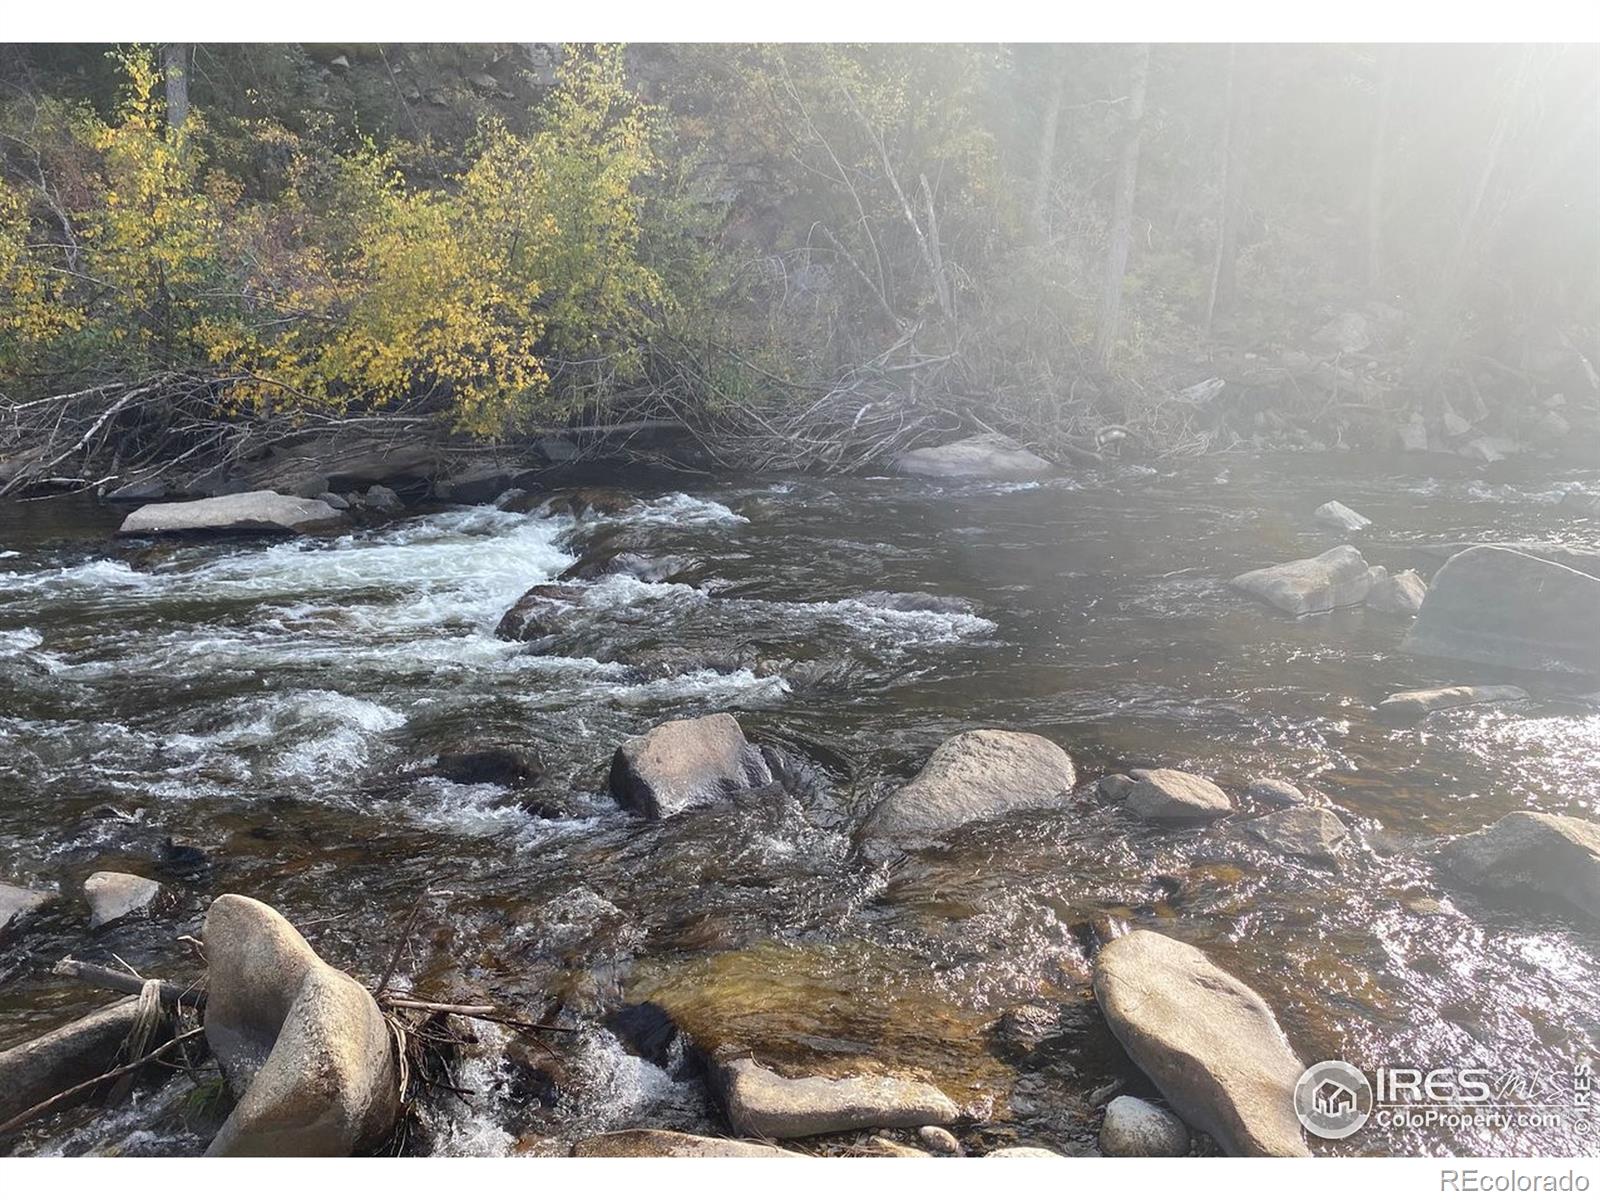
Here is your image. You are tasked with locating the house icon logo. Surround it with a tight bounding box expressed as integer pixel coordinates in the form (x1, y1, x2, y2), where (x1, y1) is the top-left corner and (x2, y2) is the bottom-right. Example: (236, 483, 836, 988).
(1295, 1060, 1373, 1139)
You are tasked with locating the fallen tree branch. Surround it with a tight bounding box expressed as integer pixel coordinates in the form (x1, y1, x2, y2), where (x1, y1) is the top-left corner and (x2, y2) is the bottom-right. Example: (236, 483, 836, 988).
(52, 957, 206, 1009)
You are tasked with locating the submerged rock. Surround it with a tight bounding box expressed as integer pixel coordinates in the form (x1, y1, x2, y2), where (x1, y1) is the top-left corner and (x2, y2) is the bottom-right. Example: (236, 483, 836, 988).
(1230, 544, 1383, 615)
(1121, 768, 1231, 824)
(1312, 500, 1372, 532)
(0, 882, 52, 939)
(1376, 684, 1529, 726)
(1099, 1095, 1191, 1157)
(715, 1056, 959, 1139)
(894, 434, 1054, 481)
(1246, 807, 1349, 863)
(571, 1130, 803, 1157)
(204, 894, 399, 1156)
(1366, 568, 1427, 615)
(538, 487, 636, 520)
(494, 582, 587, 642)
(1097, 773, 1135, 802)
(608, 713, 774, 819)
(1403, 545, 1600, 675)
(84, 870, 162, 928)
(434, 745, 543, 788)
(0, 998, 146, 1127)
(1092, 930, 1308, 1157)
(117, 491, 345, 538)
(1442, 811, 1600, 920)
(857, 729, 1075, 852)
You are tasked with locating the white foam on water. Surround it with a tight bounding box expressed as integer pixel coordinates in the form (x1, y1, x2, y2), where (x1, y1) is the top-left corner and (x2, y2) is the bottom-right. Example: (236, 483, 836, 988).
(627, 492, 747, 526)
(763, 592, 995, 646)
(429, 1023, 518, 1157)
(0, 626, 43, 653)
(553, 1027, 705, 1137)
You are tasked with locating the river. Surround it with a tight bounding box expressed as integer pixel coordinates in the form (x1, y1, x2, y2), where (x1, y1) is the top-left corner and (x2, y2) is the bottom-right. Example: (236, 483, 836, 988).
(1, 453, 1597, 1156)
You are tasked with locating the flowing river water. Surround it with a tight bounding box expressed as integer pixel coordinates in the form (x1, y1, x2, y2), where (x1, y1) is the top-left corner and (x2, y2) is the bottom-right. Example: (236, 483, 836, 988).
(1, 453, 1597, 1157)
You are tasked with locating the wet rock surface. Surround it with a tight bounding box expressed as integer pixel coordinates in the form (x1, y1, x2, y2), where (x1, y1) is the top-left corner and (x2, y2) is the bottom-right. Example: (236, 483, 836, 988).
(1376, 684, 1529, 726)
(83, 870, 162, 928)
(1121, 768, 1232, 824)
(0, 998, 146, 1127)
(1245, 807, 1349, 863)
(1099, 1095, 1191, 1157)
(894, 434, 1054, 480)
(608, 714, 774, 819)
(571, 1129, 804, 1157)
(117, 491, 346, 538)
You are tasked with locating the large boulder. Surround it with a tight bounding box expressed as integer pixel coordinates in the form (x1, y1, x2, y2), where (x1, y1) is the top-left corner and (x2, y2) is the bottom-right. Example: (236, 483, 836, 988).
(893, 434, 1054, 481)
(0, 998, 146, 1127)
(1376, 684, 1529, 726)
(1121, 768, 1232, 824)
(1099, 1094, 1191, 1157)
(1092, 931, 1309, 1157)
(1403, 546, 1600, 675)
(857, 729, 1076, 852)
(84, 870, 162, 928)
(714, 1056, 959, 1139)
(572, 1129, 803, 1157)
(1230, 545, 1383, 615)
(608, 714, 774, 819)
(117, 491, 345, 538)
(203, 894, 399, 1156)
(0, 882, 52, 940)
(1442, 811, 1600, 920)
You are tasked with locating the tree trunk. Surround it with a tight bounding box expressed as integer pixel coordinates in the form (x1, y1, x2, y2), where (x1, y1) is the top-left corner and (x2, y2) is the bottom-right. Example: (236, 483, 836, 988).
(1096, 44, 1151, 370)
(1365, 46, 1398, 291)
(1204, 44, 1250, 336)
(162, 44, 191, 137)
(1029, 48, 1068, 240)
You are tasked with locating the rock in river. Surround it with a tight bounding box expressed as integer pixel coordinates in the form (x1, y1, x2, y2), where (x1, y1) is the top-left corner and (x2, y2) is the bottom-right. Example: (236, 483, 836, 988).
(84, 870, 162, 928)
(608, 713, 774, 819)
(894, 433, 1054, 481)
(1245, 807, 1349, 864)
(1403, 545, 1600, 675)
(117, 490, 345, 538)
(1230, 544, 1383, 615)
(572, 1129, 803, 1157)
(1366, 568, 1427, 615)
(0, 882, 52, 939)
(1093, 930, 1309, 1156)
(1099, 1095, 1191, 1157)
(715, 1056, 959, 1139)
(434, 745, 543, 788)
(204, 894, 399, 1156)
(0, 997, 147, 1127)
(1442, 811, 1600, 920)
(856, 729, 1076, 852)
(1376, 684, 1529, 726)
(1121, 768, 1231, 824)
(1312, 500, 1371, 532)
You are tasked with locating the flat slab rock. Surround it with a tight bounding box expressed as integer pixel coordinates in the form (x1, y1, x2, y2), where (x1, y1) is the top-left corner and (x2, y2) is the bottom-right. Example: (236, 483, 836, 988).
(894, 434, 1054, 481)
(608, 713, 773, 819)
(986, 1146, 1064, 1157)
(857, 729, 1075, 852)
(0, 997, 144, 1126)
(118, 490, 345, 538)
(1230, 544, 1383, 615)
(1377, 684, 1528, 726)
(572, 1129, 803, 1157)
(1246, 807, 1349, 863)
(1093, 930, 1309, 1157)
(84, 870, 162, 928)
(1443, 811, 1600, 920)
(1121, 768, 1232, 824)
(716, 1057, 959, 1139)
(1403, 545, 1600, 675)
(204, 894, 399, 1156)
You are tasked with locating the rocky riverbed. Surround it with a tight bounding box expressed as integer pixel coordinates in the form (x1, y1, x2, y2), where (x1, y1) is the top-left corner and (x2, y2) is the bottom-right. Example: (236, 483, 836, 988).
(0, 452, 1597, 1156)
